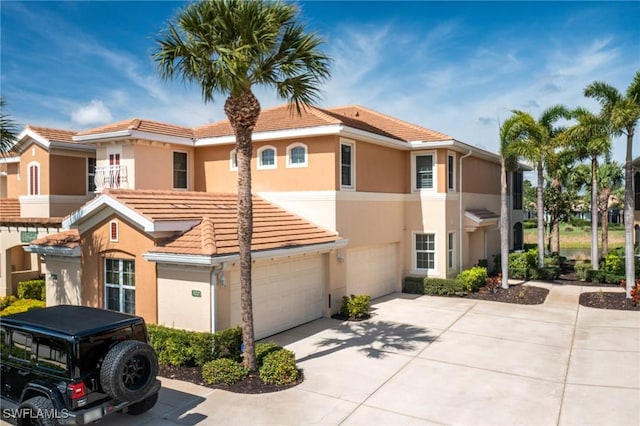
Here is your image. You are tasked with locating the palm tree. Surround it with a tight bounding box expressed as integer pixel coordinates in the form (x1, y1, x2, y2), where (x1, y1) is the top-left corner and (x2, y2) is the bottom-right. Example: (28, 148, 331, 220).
(585, 71, 640, 298)
(544, 149, 577, 255)
(1, 97, 19, 155)
(153, 0, 331, 369)
(509, 106, 571, 268)
(596, 161, 624, 257)
(561, 108, 611, 269)
(499, 115, 521, 288)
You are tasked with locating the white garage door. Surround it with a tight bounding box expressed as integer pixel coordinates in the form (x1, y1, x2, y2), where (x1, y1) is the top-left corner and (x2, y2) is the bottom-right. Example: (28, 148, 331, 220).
(346, 243, 398, 299)
(231, 255, 324, 340)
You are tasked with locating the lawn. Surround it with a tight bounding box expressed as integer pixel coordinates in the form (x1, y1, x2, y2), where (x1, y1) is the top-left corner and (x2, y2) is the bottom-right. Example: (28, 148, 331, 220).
(523, 223, 625, 249)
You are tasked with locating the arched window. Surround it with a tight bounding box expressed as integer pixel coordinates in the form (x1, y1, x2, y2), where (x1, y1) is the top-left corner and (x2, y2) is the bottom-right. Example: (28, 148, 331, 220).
(257, 146, 277, 169)
(28, 162, 40, 195)
(513, 222, 523, 251)
(286, 143, 307, 168)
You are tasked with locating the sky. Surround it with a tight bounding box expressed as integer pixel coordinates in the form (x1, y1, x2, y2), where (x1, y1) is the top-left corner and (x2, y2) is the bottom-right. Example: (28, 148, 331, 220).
(1, 1, 639, 170)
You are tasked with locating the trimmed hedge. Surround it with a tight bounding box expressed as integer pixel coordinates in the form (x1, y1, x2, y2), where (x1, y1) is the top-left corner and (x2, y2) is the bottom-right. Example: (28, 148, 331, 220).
(575, 261, 590, 281)
(17, 279, 45, 301)
(456, 266, 487, 292)
(586, 270, 624, 285)
(403, 276, 425, 294)
(424, 278, 466, 296)
(202, 358, 249, 385)
(255, 342, 282, 367)
(0, 299, 45, 317)
(258, 349, 299, 385)
(340, 294, 371, 319)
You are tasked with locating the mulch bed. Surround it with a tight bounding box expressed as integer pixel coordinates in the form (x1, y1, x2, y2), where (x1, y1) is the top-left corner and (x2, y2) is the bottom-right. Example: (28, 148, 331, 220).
(465, 284, 548, 305)
(579, 291, 640, 311)
(158, 364, 303, 394)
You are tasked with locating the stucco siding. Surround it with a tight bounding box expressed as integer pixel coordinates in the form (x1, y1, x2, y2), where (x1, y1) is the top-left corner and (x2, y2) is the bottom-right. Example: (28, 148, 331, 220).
(461, 156, 501, 195)
(50, 155, 87, 195)
(45, 257, 82, 306)
(353, 142, 408, 193)
(157, 265, 211, 332)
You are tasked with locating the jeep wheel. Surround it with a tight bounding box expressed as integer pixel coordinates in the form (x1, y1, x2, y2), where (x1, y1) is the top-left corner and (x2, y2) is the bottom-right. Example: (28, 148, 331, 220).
(126, 392, 159, 415)
(100, 340, 158, 402)
(17, 396, 57, 426)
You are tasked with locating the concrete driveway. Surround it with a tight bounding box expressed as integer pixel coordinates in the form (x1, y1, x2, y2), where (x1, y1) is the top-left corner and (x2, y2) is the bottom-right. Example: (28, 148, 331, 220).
(4, 284, 639, 425)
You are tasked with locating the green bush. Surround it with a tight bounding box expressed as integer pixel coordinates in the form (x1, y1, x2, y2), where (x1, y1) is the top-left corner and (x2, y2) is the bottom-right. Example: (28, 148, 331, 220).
(403, 276, 425, 294)
(603, 253, 624, 276)
(523, 219, 537, 229)
(575, 261, 590, 281)
(255, 342, 282, 367)
(202, 358, 249, 385)
(509, 249, 537, 279)
(0, 299, 45, 317)
(537, 266, 560, 280)
(456, 266, 487, 292)
(568, 217, 590, 228)
(424, 278, 466, 296)
(0, 295, 17, 311)
(586, 270, 624, 285)
(564, 226, 574, 233)
(258, 349, 299, 385)
(212, 326, 243, 362)
(17, 279, 45, 301)
(340, 294, 371, 319)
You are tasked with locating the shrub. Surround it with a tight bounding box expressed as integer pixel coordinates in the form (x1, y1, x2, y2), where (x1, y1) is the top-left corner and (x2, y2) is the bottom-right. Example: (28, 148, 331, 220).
(575, 261, 590, 281)
(403, 276, 425, 294)
(564, 226, 574, 233)
(340, 294, 371, 319)
(0, 295, 17, 311)
(255, 342, 282, 367)
(212, 326, 243, 362)
(523, 219, 537, 229)
(0, 299, 45, 317)
(586, 270, 624, 285)
(476, 259, 488, 268)
(17, 279, 45, 301)
(456, 266, 487, 292)
(423, 278, 466, 296)
(537, 266, 560, 280)
(258, 349, 298, 385)
(509, 249, 537, 279)
(603, 253, 625, 276)
(202, 358, 249, 385)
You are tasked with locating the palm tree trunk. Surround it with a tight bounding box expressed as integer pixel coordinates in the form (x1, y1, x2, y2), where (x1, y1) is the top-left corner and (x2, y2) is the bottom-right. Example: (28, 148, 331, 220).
(598, 188, 610, 257)
(591, 157, 599, 270)
(537, 163, 545, 268)
(623, 129, 635, 298)
(551, 219, 560, 255)
(500, 162, 509, 289)
(225, 91, 261, 370)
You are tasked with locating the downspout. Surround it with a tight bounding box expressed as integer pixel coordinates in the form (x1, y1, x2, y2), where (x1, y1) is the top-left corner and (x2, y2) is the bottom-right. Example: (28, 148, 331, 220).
(210, 263, 226, 333)
(459, 150, 473, 273)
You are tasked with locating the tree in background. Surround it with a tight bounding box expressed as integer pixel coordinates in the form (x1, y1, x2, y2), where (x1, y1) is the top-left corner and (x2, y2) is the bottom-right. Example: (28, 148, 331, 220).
(0, 97, 19, 155)
(153, 0, 331, 368)
(595, 161, 624, 257)
(585, 71, 640, 298)
(544, 149, 579, 255)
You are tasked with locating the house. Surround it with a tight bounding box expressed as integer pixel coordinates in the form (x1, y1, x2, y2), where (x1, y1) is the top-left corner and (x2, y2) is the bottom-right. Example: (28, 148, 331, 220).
(0, 126, 95, 296)
(16, 104, 526, 339)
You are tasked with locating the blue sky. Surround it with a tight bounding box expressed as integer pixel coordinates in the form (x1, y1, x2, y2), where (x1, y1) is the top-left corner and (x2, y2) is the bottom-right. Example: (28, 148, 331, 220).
(1, 1, 639, 166)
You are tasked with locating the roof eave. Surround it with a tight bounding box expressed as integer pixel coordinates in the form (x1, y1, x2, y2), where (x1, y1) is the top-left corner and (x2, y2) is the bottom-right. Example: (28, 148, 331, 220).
(24, 245, 81, 257)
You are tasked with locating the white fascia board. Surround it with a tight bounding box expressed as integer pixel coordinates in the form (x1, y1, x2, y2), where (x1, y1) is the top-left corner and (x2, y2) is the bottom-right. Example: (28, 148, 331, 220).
(49, 141, 96, 152)
(145, 239, 348, 266)
(195, 124, 342, 146)
(73, 130, 194, 146)
(338, 126, 409, 150)
(63, 194, 154, 231)
(17, 128, 50, 149)
(24, 245, 81, 257)
(72, 130, 133, 143)
(464, 211, 499, 224)
(0, 156, 20, 164)
(410, 139, 501, 163)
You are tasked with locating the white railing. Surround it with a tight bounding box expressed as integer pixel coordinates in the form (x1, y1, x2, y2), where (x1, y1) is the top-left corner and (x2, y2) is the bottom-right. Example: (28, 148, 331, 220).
(94, 166, 128, 191)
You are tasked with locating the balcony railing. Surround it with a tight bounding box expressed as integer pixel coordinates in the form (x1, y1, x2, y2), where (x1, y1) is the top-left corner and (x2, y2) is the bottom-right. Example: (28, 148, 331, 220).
(94, 166, 128, 191)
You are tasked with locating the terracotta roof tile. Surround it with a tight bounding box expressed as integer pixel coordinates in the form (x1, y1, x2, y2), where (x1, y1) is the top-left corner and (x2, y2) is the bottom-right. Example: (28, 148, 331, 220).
(29, 229, 79, 248)
(26, 125, 77, 143)
(0, 198, 20, 218)
(0, 216, 64, 227)
(77, 118, 194, 139)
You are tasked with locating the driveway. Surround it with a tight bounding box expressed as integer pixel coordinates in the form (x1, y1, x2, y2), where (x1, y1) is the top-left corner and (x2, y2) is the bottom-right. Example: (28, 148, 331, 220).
(3, 284, 639, 425)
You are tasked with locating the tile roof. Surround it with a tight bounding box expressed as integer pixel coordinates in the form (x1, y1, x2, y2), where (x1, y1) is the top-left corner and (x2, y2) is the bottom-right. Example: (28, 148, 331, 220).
(30, 230, 80, 249)
(76, 118, 194, 139)
(101, 189, 340, 256)
(0, 198, 20, 218)
(25, 125, 77, 143)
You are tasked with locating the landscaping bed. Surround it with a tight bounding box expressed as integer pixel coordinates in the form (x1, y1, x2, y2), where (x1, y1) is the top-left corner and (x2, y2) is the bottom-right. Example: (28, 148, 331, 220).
(465, 284, 548, 305)
(579, 291, 639, 311)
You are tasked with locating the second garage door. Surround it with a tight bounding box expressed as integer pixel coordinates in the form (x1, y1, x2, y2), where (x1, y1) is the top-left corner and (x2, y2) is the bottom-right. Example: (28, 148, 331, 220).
(346, 243, 398, 299)
(230, 255, 324, 340)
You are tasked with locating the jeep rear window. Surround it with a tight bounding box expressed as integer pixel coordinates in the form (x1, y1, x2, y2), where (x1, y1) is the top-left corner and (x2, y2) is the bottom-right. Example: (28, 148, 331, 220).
(10, 331, 33, 363)
(35, 336, 68, 375)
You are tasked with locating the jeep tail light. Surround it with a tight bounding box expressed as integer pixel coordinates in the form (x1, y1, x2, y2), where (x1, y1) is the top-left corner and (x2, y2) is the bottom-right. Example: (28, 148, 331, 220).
(68, 382, 86, 399)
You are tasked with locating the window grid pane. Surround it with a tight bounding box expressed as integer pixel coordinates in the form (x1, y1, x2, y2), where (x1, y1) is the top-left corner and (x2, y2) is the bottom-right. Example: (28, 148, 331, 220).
(290, 147, 306, 164)
(448, 155, 454, 190)
(341, 145, 352, 187)
(416, 156, 433, 189)
(261, 149, 275, 166)
(105, 259, 135, 313)
(415, 233, 435, 270)
(173, 152, 188, 189)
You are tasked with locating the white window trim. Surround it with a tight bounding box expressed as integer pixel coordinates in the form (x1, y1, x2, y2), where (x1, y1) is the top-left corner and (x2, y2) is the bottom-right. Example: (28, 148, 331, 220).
(413, 231, 437, 273)
(340, 140, 355, 190)
(109, 220, 119, 242)
(172, 151, 189, 190)
(229, 149, 238, 171)
(411, 151, 437, 192)
(257, 145, 278, 170)
(27, 161, 40, 196)
(447, 151, 456, 192)
(104, 258, 135, 314)
(448, 231, 455, 270)
(286, 143, 308, 168)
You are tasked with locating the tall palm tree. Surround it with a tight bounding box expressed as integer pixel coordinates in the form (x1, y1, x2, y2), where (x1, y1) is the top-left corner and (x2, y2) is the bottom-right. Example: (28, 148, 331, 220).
(1, 97, 19, 155)
(585, 71, 640, 298)
(153, 0, 330, 369)
(544, 149, 577, 255)
(596, 161, 624, 257)
(509, 106, 571, 268)
(561, 108, 611, 269)
(499, 115, 521, 288)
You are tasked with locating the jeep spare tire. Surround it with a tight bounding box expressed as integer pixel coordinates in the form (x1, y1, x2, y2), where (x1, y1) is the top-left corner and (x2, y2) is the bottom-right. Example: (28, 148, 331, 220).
(100, 340, 158, 401)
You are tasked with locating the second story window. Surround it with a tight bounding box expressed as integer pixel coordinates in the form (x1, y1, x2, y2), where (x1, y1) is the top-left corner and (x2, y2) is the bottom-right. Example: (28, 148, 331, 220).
(415, 154, 434, 190)
(287, 143, 307, 168)
(88, 158, 96, 193)
(173, 152, 188, 189)
(28, 162, 40, 195)
(513, 172, 523, 210)
(447, 154, 455, 191)
(257, 146, 277, 169)
(341, 142, 354, 189)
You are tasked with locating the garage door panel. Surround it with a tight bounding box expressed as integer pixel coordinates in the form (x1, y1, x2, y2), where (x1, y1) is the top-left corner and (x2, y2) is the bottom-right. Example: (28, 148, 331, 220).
(347, 244, 397, 299)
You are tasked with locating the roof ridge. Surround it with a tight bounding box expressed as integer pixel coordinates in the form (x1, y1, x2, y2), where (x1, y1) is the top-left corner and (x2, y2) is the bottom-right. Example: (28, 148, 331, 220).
(200, 217, 217, 255)
(305, 105, 343, 125)
(26, 124, 77, 135)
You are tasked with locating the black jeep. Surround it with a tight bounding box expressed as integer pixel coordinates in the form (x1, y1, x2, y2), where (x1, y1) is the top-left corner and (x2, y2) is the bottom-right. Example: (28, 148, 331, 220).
(0, 305, 160, 425)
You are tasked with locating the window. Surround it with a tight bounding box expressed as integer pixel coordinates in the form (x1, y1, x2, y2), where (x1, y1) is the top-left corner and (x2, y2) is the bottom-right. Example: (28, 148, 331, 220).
(448, 232, 455, 269)
(447, 154, 455, 191)
(286, 143, 307, 168)
(105, 258, 135, 314)
(415, 155, 434, 190)
(88, 158, 96, 192)
(257, 146, 277, 169)
(340, 142, 354, 188)
(173, 152, 188, 189)
(634, 172, 640, 211)
(109, 220, 119, 242)
(35, 337, 67, 374)
(513, 222, 523, 251)
(10, 331, 33, 362)
(513, 172, 523, 210)
(415, 233, 435, 270)
(230, 149, 238, 171)
(28, 162, 40, 195)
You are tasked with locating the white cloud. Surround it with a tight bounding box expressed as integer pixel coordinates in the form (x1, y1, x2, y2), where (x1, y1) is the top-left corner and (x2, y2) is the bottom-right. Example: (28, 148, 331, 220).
(71, 100, 113, 126)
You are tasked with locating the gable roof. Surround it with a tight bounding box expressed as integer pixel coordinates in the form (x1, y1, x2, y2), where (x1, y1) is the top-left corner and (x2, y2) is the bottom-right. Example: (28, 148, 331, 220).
(14, 125, 94, 154)
(76, 118, 194, 139)
(25, 125, 76, 143)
